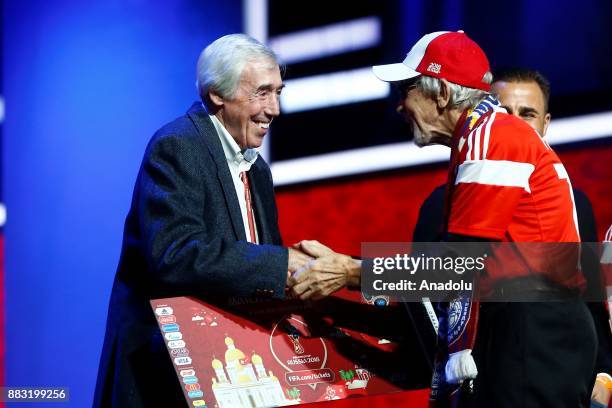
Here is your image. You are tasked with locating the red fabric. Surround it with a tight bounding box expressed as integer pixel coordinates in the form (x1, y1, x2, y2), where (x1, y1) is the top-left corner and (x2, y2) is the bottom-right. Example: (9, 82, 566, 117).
(414, 32, 491, 91)
(448, 113, 580, 243)
(448, 111, 583, 289)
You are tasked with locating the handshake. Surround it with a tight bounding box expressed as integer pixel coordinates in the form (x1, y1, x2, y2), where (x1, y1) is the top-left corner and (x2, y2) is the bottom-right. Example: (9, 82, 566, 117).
(285, 241, 362, 300)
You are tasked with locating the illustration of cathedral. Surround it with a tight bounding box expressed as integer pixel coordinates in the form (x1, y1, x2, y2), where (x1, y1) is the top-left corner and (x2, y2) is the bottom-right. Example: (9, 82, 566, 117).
(211, 337, 300, 407)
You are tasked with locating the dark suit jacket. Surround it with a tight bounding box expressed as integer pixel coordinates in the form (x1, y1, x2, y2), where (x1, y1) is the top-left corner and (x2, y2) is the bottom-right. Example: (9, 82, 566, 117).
(93, 103, 288, 407)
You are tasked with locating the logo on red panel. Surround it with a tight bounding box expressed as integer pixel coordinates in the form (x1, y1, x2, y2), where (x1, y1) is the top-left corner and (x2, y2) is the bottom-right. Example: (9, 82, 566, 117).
(180, 369, 196, 377)
(154, 306, 173, 316)
(170, 347, 190, 357)
(269, 315, 331, 390)
(185, 383, 201, 392)
(159, 315, 176, 324)
(285, 368, 335, 386)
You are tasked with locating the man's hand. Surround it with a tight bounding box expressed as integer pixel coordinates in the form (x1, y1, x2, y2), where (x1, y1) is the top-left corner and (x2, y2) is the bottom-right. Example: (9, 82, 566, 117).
(293, 240, 335, 258)
(592, 375, 612, 407)
(287, 241, 361, 300)
(287, 247, 313, 284)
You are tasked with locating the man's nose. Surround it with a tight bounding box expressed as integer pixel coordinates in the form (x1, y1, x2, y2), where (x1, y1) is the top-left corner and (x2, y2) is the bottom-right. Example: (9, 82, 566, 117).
(265, 93, 281, 117)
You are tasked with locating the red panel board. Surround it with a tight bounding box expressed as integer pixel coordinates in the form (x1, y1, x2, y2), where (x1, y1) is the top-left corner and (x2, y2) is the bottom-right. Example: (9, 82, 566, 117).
(150, 296, 429, 407)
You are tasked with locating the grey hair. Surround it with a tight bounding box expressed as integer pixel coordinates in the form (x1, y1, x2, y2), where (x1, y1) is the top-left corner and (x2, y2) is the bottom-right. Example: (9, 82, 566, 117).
(415, 72, 493, 111)
(196, 34, 279, 104)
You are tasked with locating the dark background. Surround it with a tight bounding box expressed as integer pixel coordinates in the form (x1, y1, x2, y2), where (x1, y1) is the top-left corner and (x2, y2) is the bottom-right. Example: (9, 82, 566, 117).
(271, 0, 612, 160)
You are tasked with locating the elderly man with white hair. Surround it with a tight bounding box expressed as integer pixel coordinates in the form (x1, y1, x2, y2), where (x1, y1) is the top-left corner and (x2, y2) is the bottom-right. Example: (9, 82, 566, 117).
(94, 34, 312, 407)
(291, 31, 596, 407)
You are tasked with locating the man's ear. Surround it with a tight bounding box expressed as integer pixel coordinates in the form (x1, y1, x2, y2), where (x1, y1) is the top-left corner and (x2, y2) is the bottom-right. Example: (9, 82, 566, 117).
(437, 79, 452, 109)
(208, 90, 224, 108)
(542, 112, 551, 137)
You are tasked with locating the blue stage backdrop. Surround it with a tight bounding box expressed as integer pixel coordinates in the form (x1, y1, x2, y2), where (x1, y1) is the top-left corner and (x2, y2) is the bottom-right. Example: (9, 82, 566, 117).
(4, 1, 241, 406)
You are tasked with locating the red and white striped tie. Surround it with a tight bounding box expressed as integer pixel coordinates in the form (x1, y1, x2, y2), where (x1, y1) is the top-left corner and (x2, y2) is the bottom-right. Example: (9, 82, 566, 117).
(239, 171, 258, 243)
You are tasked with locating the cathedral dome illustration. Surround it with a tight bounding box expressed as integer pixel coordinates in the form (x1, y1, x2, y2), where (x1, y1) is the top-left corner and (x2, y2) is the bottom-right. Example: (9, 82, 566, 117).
(209, 337, 298, 407)
(212, 358, 223, 369)
(224, 336, 246, 363)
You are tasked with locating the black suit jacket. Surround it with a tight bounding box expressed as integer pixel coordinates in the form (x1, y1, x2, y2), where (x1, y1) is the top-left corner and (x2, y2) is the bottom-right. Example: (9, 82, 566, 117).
(94, 103, 288, 407)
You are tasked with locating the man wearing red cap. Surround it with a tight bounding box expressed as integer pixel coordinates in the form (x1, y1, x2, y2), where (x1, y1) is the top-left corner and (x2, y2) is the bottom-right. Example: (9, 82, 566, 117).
(413, 66, 612, 407)
(289, 31, 596, 407)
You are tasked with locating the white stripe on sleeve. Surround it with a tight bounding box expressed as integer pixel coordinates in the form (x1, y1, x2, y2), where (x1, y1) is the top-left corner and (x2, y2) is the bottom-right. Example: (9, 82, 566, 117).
(482, 111, 496, 159)
(473, 116, 490, 160)
(455, 159, 535, 193)
(466, 128, 475, 161)
(554, 163, 581, 240)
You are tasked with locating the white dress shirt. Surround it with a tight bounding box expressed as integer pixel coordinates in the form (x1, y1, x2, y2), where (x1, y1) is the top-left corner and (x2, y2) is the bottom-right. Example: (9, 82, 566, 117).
(209, 113, 260, 243)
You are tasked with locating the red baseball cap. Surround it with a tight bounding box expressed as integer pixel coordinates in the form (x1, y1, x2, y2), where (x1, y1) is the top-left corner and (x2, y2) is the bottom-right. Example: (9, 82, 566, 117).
(372, 30, 491, 91)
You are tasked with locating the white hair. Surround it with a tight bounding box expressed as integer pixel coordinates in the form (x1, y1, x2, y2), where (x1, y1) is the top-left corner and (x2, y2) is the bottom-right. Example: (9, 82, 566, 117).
(196, 34, 280, 104)
(415, 72, 493, 110)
